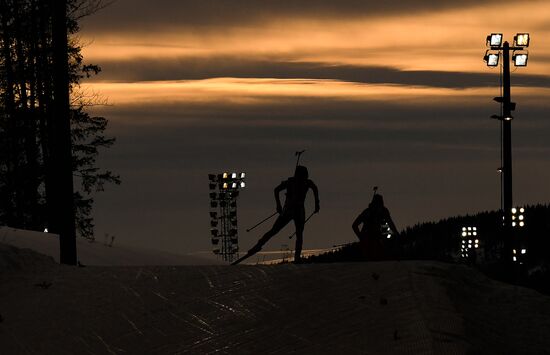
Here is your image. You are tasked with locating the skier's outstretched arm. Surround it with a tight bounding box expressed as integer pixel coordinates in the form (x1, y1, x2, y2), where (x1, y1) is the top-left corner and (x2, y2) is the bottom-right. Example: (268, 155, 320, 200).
(352, 214, 363, 240)
(274, 181, 286, 214)
(309, 180, 320, 213)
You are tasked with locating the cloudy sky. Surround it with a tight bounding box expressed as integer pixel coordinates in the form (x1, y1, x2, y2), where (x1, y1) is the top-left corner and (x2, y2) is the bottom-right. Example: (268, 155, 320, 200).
(78, 0, 550, 256)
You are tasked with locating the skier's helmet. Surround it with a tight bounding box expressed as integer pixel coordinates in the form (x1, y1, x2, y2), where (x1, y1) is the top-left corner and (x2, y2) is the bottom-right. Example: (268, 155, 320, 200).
(371, 194, 384, 208)
(295, 165, 309, 180)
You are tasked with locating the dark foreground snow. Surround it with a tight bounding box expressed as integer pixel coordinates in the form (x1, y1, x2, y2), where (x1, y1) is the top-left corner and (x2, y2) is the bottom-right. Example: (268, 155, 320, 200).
(1, 245, 550, 354)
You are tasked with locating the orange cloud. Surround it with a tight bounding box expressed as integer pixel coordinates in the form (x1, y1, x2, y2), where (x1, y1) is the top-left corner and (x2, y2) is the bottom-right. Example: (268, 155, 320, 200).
(85, 78, 550, 105)
(81, 0, 550, 76)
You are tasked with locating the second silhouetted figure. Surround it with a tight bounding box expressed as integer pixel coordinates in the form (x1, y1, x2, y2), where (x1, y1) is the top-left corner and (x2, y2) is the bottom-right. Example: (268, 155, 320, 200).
(352, 193, 398, 261)
(232, 165, 320, 265)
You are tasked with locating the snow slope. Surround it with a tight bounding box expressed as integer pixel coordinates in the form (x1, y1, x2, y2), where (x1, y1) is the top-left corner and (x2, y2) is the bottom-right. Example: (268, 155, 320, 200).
(0, 227, 223, 266)
(1, 246, 549, 354)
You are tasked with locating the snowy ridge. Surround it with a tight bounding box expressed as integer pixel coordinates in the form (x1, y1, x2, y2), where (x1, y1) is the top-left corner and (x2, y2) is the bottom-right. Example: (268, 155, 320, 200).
(1, 257, 550, 353)
(0, 227, 223, 266)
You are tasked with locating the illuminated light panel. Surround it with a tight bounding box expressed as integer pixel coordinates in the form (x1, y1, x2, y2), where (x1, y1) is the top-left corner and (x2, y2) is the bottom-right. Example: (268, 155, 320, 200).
(515, 33, 530, 47)
(488, 33, 503, 47)
(514, 54, 528, 67)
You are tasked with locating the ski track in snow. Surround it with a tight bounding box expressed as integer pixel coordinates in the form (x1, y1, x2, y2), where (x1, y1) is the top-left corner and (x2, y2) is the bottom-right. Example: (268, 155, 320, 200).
(2, 261, 550, 354)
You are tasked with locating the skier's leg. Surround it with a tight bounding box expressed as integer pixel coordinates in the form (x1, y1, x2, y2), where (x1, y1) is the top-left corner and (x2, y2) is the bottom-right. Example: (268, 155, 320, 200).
(247, 214, 291, 255)
(293, 209, 305, 262)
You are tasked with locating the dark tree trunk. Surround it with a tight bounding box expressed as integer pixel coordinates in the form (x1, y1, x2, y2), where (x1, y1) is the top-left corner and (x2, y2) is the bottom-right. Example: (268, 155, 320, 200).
(50, 0, 77, 265)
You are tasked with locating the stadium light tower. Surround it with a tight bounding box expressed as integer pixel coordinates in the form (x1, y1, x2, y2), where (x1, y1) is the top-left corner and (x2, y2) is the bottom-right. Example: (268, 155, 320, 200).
(483, 33, 530, 262)
(208, 172, 246, 262)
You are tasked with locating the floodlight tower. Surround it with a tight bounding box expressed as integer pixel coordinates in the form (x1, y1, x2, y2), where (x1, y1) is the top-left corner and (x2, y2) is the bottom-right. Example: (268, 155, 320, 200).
(208, 172, 246, 262)
(483, 33, 530, 261)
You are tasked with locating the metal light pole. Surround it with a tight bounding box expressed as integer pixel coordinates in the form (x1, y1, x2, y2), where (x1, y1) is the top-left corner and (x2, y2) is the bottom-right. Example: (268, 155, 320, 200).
(484, 33, 530, 262)
(208, 172, 246, 263)
(502, 41, 514, 256)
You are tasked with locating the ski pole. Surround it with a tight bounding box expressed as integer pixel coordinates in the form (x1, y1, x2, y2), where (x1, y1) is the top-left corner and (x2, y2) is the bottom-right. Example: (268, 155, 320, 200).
(288, 212, 316, 239)
(246, 211, 278, 232)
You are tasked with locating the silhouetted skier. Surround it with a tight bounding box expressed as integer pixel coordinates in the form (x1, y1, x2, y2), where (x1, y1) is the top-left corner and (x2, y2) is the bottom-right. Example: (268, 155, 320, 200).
(232, 166, 320, 265)
(352, 194, 398, 260)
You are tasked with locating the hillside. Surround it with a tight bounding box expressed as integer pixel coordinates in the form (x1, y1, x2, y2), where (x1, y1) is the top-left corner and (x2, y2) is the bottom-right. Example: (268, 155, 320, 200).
(1, 245, 550, 354)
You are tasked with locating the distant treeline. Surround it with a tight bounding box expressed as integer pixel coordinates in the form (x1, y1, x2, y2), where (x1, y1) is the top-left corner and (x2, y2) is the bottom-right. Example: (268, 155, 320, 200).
(307, 204, 550, 266)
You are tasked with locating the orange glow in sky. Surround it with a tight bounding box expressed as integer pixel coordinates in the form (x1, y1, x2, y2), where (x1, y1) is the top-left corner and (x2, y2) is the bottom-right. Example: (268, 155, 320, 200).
(81, 0, 550, 75)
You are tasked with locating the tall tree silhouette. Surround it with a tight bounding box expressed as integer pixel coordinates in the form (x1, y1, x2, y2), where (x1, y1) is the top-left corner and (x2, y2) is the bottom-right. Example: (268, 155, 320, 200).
(51, 0, 77, 264)
(0, 0, 119, 263)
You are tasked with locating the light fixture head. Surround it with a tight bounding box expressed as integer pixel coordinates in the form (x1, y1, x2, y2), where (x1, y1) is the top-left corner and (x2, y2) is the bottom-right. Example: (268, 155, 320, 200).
(485, 52, 499, 67)
(222, 172, 229, 179)
(231, 172, 237, 179)
(513, 53, 528, 67)
(487, 33, 503, 47)
(240, 172, 246, 179)
(240, 181, 246, 188)
(232, 182, 238, 189)
(223, 182, 228, 189)
(514, 33, 530, 47)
